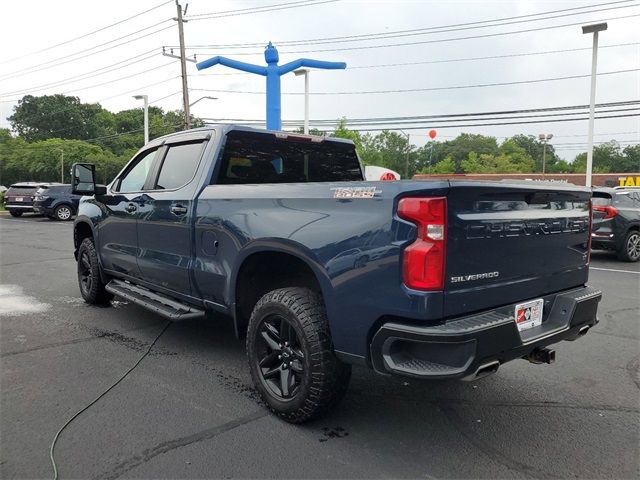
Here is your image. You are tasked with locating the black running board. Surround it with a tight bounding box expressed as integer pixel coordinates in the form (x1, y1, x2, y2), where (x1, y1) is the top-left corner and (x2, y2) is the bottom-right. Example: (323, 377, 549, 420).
(105, 279, 205, 321)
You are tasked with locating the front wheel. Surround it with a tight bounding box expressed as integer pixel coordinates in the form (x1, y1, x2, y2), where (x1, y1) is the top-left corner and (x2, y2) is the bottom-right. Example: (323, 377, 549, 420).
(77, 237, 113, 304)
(617, 230, 640, 262)
(9, 210, 23, 217)
(246, 287, 351, 423)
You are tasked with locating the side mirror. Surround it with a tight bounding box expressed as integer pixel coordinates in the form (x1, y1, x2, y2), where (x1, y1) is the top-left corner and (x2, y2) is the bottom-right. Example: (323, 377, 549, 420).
(72, 163, 107, 195)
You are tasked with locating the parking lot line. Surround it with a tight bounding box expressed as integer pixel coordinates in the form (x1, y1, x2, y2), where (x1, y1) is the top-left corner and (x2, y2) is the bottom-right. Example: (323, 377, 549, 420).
(590, 267, 640, 275)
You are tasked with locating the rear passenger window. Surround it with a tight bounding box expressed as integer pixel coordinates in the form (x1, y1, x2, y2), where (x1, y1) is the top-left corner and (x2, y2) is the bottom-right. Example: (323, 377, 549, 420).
(155, 142, 205, 190)
(614, 193, 634, 208)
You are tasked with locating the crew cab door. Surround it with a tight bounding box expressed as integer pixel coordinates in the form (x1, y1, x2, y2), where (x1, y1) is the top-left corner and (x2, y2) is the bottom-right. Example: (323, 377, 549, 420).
(135, 135, 210, 296)
(99, 147, 159, 278)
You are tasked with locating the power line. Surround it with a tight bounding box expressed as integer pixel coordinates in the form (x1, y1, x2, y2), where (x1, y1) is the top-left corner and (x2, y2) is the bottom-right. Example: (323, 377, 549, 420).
(0, 21, 174, 82)
(0, 50, 159, 97)
(344, 113, 640, 131)
(191, 68, 640, 96)
(189, 12, 640, 56)
(56, 62, 177, 96)
(0, 0, 173, 65)
(186, 0, 333, 18)
(201, 100, 640, 124)
(183, 1, 639, 48)
(186, 0, 341, 21)
(189, 43, 639, 76)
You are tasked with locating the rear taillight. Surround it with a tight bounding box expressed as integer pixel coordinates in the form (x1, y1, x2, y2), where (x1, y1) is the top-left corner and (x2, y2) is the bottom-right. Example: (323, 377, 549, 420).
(592, 205, 618, 219)
(397, 197, 447, 291)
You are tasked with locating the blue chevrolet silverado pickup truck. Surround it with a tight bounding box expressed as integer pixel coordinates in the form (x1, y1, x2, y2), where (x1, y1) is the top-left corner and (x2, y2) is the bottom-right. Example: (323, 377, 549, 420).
(71, 125, 602, 422)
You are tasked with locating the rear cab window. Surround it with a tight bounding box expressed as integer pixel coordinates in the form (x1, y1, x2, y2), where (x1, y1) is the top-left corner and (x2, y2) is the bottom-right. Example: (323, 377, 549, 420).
(215, 131, 363, 184)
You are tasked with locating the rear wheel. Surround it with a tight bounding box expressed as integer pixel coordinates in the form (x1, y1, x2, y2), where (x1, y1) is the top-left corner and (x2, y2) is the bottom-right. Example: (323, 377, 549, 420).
(617, 230, 640, 262)
(54, 204, 73, 221)
(246, 287, 351, 423)
(9, 210, 22, 217)
(77, 237, 113, 304)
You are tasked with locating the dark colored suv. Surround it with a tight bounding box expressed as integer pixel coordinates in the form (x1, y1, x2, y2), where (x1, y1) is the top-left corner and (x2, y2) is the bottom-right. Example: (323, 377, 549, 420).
(4, 183, 43, 217)
(33, 184, 82, 221)
(592, 188, 640, 262)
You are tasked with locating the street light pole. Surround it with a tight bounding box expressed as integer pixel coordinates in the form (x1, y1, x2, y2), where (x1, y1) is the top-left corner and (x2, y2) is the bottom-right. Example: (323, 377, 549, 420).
(189, 96, 218, 108)
(133, 95, 149, 145)
(294, 69, 310, 134)
(582, 22, 607, 187)
(399, 130, 411, 179)
(58, 149, 64, 183)
(538, 133, 553, 177)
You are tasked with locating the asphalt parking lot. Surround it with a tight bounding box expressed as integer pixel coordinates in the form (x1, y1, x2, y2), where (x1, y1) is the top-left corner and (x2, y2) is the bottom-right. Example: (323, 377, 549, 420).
(1, 214, 638, 479)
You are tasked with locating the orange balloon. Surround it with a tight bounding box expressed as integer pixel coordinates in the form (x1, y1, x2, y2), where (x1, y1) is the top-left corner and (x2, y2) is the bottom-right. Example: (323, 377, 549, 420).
(428, 129, 437, 139)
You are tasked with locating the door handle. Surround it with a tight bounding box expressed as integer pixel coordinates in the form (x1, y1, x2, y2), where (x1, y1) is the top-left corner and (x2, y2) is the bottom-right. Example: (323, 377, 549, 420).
(125, 203, 137, 213)
(171, 204, 188, 215)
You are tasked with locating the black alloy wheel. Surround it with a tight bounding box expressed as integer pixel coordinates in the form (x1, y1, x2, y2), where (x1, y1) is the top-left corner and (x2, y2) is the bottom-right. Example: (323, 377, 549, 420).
(78, 249, 93, 296)
(246, 287, 351, 423)
(77, 237, 113, 304)
(255, 314, 305, 400)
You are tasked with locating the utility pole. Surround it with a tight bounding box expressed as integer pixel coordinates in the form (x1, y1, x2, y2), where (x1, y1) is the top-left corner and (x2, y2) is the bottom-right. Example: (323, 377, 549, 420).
(175, 1, 191, 130)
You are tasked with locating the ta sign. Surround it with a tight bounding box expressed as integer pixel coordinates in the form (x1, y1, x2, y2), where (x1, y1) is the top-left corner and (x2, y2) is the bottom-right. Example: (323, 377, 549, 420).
(618, 176, 640, 187)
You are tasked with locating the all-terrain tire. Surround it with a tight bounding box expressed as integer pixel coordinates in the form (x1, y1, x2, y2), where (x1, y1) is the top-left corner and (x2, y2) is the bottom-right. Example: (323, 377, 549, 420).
(77, 237, 113, 304)
(617, 230, 640, 262)
(246, 287, 351, 423)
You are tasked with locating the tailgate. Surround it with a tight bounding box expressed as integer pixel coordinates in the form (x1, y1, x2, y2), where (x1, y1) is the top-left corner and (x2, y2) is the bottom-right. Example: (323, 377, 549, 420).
(444, 182, 591, 317)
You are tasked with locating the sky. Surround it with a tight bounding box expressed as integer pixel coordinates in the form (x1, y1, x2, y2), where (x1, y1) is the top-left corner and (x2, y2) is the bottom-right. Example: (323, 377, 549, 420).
(0, 0, 638, 160)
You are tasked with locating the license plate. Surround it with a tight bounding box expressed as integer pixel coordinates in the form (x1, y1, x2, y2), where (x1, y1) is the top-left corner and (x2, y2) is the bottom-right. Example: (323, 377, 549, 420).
(514, 298, 544, 332)
(15, 197, 23, 202)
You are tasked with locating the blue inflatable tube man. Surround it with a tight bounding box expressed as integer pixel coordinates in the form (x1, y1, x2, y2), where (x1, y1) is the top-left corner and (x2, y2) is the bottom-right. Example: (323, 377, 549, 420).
(196, 42, 346, 131)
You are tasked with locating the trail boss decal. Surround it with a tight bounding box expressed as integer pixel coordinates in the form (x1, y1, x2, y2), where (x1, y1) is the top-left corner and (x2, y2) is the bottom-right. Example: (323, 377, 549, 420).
(331, 186, 380, 199)
(450, 271, 500, 283)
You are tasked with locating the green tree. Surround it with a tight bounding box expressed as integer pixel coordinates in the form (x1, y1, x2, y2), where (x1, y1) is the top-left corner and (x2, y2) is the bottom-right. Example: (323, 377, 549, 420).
(549, 159, 574, 173)
(620, 144, 640, 172)
(438, 133, 499, 172)
(508, 134, 558, 172)
(428, 156, 456, 174)
(8, 95, 108, 142)
(571, 141, 635, 173)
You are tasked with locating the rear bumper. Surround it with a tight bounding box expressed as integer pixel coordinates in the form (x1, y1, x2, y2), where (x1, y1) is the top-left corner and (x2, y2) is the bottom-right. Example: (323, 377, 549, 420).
(32, 202, 54, 215)
(370, 285, 601, 379)
(5, 203, 35, 212)
(591, 232, 618, 250)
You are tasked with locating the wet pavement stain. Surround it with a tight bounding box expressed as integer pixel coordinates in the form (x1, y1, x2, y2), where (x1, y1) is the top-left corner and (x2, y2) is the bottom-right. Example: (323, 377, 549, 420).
(319, 426, 349, 442)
